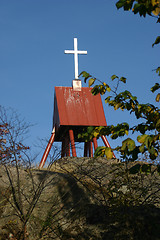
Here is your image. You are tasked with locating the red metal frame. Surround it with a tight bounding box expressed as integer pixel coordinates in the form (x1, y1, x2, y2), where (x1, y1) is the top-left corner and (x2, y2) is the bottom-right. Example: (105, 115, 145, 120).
(53, 87, 107, 128)
(39, 128, 55, 168)
(61, 135, 70, 157)
(39, 86, 116, 168)
(84, 141, 93, 157)
(101, 135, 116, 158)
(93, 137, 98, 151)
(39, 131, 116, 168)
(89, 141, 93, 157)
(69, 129, 77, 157)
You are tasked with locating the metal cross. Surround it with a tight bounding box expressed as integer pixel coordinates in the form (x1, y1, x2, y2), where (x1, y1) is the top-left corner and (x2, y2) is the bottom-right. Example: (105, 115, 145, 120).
(64, 38, 87, 80)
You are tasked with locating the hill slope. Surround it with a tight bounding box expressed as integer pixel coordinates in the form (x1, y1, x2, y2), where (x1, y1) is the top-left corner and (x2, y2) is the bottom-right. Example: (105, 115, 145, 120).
(0, 157, 160, 240)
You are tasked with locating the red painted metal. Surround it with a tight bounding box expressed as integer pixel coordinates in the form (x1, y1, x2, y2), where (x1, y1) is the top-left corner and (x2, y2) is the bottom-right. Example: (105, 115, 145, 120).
(61, 135, 70, 157)
(39, 85, 115, 168)
(53, 87, 107, 128)
(89, 141, 93, 157)
(66, 136, 70, 157)
(93, 137, 98, 151)
(39, 128, 55, 168)
(84, 141, 93, 157)
(101, 135, 111, 148)
(101, 135, 116, 158)
(69, 129, 77, 157)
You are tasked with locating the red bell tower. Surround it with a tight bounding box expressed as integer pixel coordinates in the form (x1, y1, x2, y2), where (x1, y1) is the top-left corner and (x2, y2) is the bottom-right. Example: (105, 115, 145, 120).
(39, 38, 114, 168)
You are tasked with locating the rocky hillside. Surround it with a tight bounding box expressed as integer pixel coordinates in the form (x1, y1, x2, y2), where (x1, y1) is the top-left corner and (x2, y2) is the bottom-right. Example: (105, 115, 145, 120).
(0, 157, 160, 240)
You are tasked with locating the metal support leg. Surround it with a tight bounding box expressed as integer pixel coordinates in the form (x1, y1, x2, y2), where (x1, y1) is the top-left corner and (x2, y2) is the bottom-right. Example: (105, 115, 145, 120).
(84, 141, 93, 157)
(101, 135, 111, 148)
(84, 142, 88, 157)
(93, 137, 98, 151)
(61, 135, 70, 157)
(89, 141, 93, 157)
(101, 135, 116, 158)
(61, 139, 65, 158)
(39, 127, 55, 168)
(66, 135, 70, 157)
(69, 129, 77, 157)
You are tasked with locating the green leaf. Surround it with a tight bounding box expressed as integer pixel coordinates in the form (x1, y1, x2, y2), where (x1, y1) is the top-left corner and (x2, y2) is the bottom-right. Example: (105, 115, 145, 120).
(111, 75, 118, 81)
(94, 146, 105, 157)
(78, 133, 82, 139)
(131, 95, 137, 101)
(91, 86, 99, 95)
(145, 136, 154, 149)
(127, 139, 136, 151)
(148, 146, 157, 156)
(80, 71, 89, 78)
(125, 130, 128, 135)
(156, 93, 160, 102)
(150, 153, 157, 160)
(87, 126, 94, 134)
(105, 147, 113, 159)
(111, 133, 118, 139)
(133, 3, 141, 14)
(80, 71, 91, 83)
(121, 138, 136, 151)
(120, 77, 127, 83)
(139, 144, 145, 153)
(116, 0, 126, 9)
(156, 67, 160, 76)
(152, 36, 160, 47)
(137, 134, 148, 144)
(151, 83, 160, 93)
(93, 131, 99, 138)
(116, 0, 133, 11)
(99, 85, 106, 95)
(103, 82, 110, 89)
(156, 119, 160, 131)
(105, 96, 111, 103)
(106, 87, 111, 92)
(88, 78, 95, 87)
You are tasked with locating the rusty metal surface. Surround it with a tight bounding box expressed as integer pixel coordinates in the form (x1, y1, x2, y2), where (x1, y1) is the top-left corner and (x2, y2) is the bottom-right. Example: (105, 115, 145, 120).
(53, 86, 107, 127)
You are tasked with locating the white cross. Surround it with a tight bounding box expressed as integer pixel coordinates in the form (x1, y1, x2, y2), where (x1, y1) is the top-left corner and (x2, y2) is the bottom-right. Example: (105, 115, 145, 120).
(64, 38, 87, 80)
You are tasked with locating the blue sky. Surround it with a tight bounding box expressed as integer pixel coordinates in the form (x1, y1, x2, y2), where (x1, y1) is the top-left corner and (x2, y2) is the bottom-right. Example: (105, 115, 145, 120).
(0, 0, 159, 158)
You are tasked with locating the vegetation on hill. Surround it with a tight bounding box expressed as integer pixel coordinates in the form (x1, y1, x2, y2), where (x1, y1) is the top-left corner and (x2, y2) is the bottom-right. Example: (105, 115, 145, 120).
(1, 158, 160, 240)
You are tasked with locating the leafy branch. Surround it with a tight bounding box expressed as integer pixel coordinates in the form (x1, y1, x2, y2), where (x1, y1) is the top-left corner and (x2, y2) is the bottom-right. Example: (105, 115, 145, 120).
(116, 0, 160, 21)
(79, 71, 160, 162)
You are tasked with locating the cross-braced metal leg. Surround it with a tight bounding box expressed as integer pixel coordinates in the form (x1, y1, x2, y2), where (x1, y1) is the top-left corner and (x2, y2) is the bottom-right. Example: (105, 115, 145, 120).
(93, 137, 98, 151)
(39, 127, 55, 168)
(101, 135, 116, 158)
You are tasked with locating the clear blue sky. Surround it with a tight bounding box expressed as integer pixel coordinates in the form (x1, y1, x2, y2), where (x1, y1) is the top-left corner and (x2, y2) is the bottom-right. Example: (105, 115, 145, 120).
(0, 0, 159, 158)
